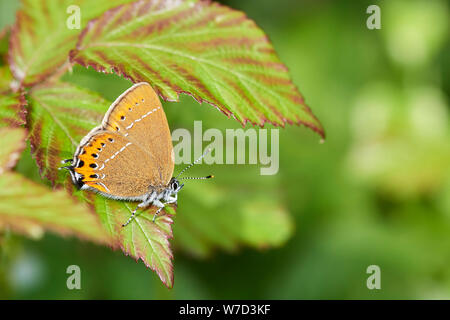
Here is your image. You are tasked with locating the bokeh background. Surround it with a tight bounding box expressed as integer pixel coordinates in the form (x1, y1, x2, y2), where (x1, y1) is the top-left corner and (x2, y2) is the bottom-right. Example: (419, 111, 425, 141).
(1, 0, 449, 299)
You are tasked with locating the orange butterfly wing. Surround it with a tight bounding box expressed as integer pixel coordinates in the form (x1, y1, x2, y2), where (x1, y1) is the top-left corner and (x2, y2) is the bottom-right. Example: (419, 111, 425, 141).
(72, 83, 174, 198)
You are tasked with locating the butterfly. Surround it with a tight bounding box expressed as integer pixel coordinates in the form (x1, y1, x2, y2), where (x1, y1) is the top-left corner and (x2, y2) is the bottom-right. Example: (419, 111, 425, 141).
(61, 82, 213, 226)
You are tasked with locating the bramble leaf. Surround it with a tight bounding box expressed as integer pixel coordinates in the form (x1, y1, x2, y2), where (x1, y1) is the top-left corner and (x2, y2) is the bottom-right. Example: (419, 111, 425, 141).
(0, 127, 110, 243)
(8, 0, 135, 87)
(71, 184, 175, 287)
(0, 172, 111, 242)
(0, 27, 9, 58)
(0, 127, 26, 173)
(70, 0, 325, 137)
(0, 91, 27, 128)
(28, 80, 175, 287)
(0, 65, 15, 94)
(0, 27, 18, 93)
(0, 28, 26, 120)
(27, 81, 107, 184)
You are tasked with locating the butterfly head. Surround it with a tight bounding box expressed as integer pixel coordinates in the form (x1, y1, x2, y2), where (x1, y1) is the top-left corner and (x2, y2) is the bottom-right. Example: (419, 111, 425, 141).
(169, 177, 184, 194)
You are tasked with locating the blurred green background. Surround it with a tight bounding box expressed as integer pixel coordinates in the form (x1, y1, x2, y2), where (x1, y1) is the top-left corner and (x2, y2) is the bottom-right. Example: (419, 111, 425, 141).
(1, 0, 449, 299)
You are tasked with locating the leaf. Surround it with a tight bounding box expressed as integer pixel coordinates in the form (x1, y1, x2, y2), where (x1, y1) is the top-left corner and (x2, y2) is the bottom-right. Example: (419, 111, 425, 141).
(0, 125, 109, 242)
(108, 203, 175, 288)
(28, 81, 107, 185)
(0, 172, 111, 243)
(0, 26, 10, 62)
(0, 127, 27, 174)
(70, 0, 325, 137)
(72, 185, 175, 287)
(28, 80, 175, 287)
(0, 65, 15, 94)
(0, 27, 20, 93)
(8, 0, 136, 87)
(0, 91, 27, 128)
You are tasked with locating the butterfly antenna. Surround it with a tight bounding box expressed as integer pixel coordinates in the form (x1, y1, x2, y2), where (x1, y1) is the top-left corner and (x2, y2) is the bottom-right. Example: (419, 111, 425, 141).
(179, 175, 214, 180)
(176, 148, 213, 179)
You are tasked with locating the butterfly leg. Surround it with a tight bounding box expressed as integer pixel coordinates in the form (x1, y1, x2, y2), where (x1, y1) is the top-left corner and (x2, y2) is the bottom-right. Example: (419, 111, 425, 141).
(152, 206, 165, 223)
(151, 200, 167, 223)
(151, 194, 178, 222)
(122, 192, 157, 227)
(122, 204, 140, 227)
(167, 194, 178, 203)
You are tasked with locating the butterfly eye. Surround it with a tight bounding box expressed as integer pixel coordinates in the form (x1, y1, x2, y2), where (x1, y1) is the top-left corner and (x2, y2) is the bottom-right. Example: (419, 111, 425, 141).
(172, 181, 178, 190)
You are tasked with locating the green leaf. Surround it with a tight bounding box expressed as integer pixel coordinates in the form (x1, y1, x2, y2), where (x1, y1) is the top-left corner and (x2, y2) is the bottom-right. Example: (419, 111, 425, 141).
(0, 26, 10, 62)
(0, 127, 26, 173)
(0, 172, 111, 243)
(105, 203, 174, 288)
(0, 26, 27, 129)
(0, 126, 109, 242)
(28, 80, 175, 287)
(0, 91, 27, 128)
(0, 26, 20, 93)
(71, 185, 175, 287)
(0, 65, 15, 94)
(70, 0, 325, 137)
(28, 81, 107, 184)
(8, 0, 135, 87)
